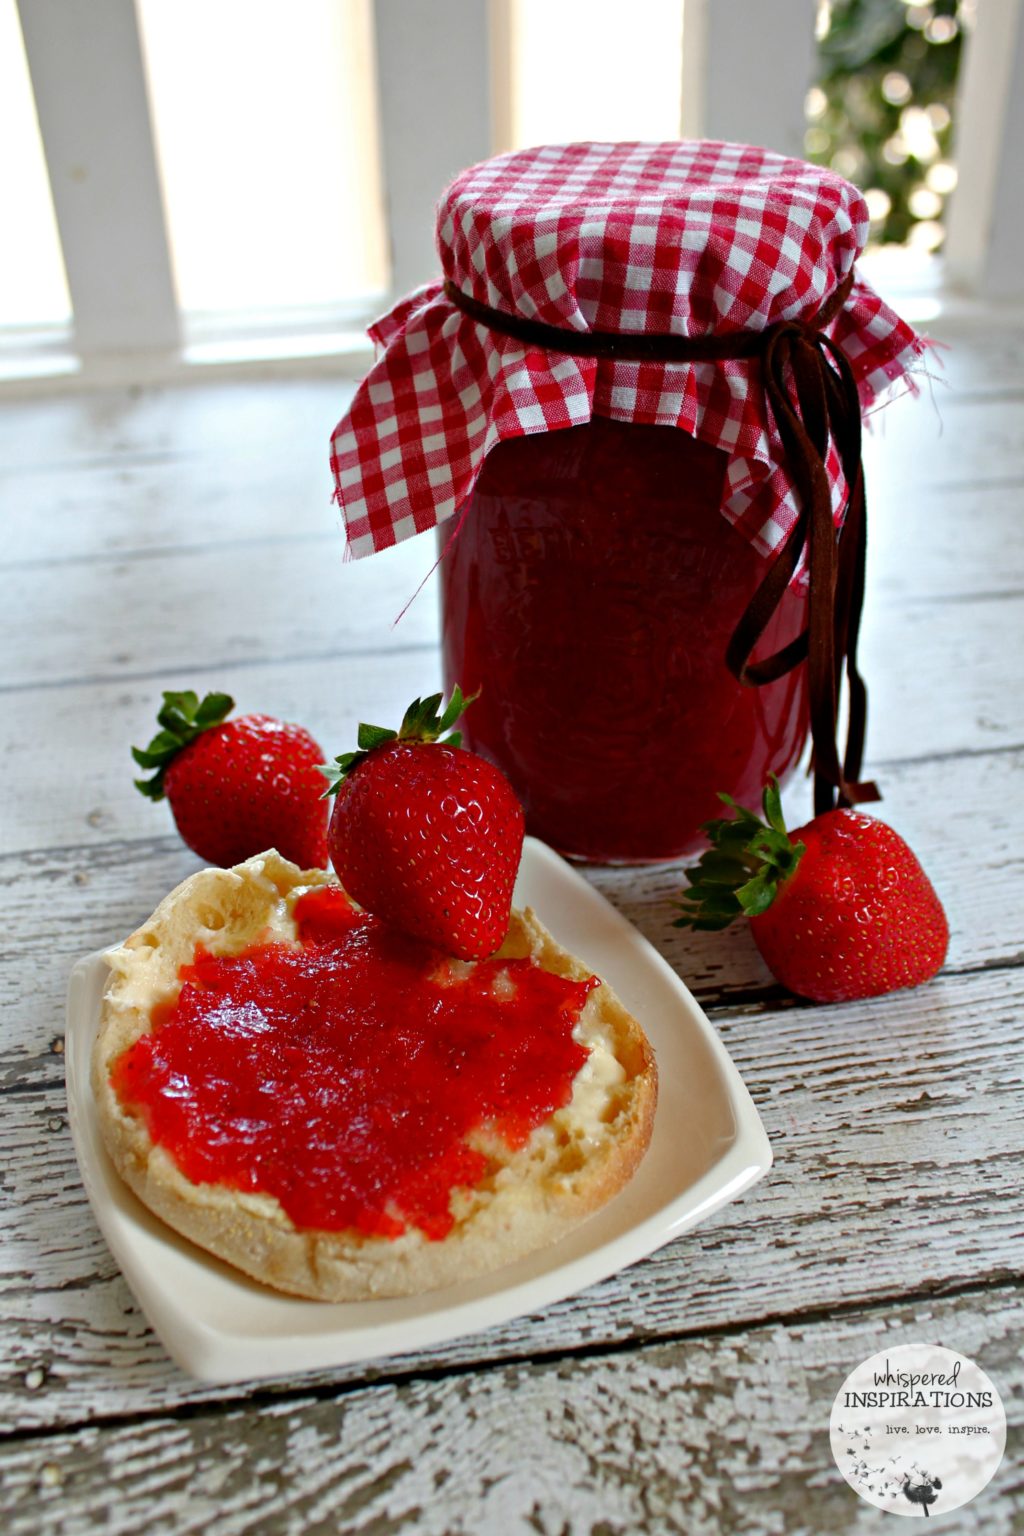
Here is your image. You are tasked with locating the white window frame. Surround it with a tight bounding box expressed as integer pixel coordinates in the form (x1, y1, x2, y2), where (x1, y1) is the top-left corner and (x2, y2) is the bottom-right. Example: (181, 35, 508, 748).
(7, 0, 1024, 393)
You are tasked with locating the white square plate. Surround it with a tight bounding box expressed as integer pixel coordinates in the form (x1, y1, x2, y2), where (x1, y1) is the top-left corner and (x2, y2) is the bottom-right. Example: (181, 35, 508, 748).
(65, 837, 771, 1384)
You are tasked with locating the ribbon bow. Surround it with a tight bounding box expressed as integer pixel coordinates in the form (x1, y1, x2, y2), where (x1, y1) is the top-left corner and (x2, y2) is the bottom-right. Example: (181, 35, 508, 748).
(443, 271, 879, 813)
(724, 292, 879, 812)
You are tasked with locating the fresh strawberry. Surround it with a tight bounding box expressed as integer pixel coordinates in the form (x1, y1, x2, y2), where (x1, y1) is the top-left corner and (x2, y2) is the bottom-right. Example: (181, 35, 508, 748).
(133, 690, 328, 868)
(322, 688, 524, 960)
(673, 778, 948, 1003)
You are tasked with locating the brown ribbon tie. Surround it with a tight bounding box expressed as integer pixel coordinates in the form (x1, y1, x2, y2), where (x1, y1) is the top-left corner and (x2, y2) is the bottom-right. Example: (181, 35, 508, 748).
(443, 272, 879, 814)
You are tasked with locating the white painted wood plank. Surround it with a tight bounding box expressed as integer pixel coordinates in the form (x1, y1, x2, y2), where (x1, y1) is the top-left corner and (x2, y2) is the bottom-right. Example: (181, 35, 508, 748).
(0, 380, 351, 469)
(979, 5, 1024, 302)
(859, 595, 1024, 762)
(2, 918, 1023, 1421)
(3, 559, 1020, 778)
(0, 314, 1012, 485)
(0, 765, 1006, 1089)
(861, 392, 1024, 493)
(867, 482, 1024, 604)
(0, 379, 357, 567)
(945, 0, 1024, 299)
(919, 314, 1024, 397)
(15, 0, 179, 355)
(1, 1286, 1020, 1533)
(0, 322, 1022, 1476)
(1, 535, 440, 691)
(592, 744, 1024, 995)
(0, 342, 1010, 494)
(1, 652, 445, 863)
(2, 347, 1021, 574)
(6, 455, 1023, 611)
(682, 0, 818, 160)
(372, 0, 492, 296)
(0, 729, 1015, 1015)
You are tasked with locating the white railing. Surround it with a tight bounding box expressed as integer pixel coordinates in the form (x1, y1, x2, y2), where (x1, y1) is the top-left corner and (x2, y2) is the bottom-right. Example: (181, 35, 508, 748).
(943, 0, 1024, 296)
(7, 0, 1023, 390)
(16, 0, 179, 357)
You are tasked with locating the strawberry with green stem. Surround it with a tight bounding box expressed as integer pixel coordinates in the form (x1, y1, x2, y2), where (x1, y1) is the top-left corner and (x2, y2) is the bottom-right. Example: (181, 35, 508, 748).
(674, 776, 948, 1003)
(133, 690, 328, 869)
(322, 687, 525, 960)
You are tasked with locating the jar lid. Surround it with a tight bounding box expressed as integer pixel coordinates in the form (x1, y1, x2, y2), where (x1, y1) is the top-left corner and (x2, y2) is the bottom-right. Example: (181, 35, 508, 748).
(331, 140, 925, 561)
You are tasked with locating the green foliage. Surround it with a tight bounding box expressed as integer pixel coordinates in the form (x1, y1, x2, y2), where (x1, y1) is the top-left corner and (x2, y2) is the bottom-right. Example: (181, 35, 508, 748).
(808, 0, 964, 249)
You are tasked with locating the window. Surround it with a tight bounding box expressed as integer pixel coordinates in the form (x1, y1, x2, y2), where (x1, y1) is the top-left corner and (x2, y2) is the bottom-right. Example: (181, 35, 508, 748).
(808, 0, 967, 254)
(497, 0, 684, 151)
(137, 0, 387, 333)
(0, 0, 70, 333)
(2, 0, 1020, 382)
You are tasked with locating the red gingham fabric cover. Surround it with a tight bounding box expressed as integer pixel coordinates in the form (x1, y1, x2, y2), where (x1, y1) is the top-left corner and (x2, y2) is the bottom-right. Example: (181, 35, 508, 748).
(330, 140, 925, 561)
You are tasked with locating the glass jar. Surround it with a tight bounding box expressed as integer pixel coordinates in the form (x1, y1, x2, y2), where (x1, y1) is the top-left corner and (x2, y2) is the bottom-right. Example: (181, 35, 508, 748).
(439, 415, 809, 864)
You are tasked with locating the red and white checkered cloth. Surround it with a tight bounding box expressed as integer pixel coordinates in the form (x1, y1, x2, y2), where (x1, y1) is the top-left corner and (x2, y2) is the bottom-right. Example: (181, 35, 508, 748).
(330, 140, 925, 561)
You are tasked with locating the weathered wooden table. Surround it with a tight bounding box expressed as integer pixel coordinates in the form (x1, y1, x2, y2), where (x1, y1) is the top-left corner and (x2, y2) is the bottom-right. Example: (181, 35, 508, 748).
(2, 312, 1021, 1533)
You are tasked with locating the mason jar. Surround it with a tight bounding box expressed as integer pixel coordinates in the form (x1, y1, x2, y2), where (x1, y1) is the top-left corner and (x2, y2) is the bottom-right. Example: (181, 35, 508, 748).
(439, 415, 808, 862)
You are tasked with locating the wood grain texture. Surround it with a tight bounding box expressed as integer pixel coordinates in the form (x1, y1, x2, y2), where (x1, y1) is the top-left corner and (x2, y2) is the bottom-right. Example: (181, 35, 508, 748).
(862, 387, 1024, 490)
(1, 321, 1022, 1532)
(3, 370, 1023, 697)
(1, 744, 1017, 1088)
(2, 536, 440, 692)
(2, 623, 1022, 874)
(7, 516, 1024, 700)
(913, 315, 1024, 397)
(0, 381, 357, 567)
(6, 476, 1024, 702)
(2, 961, 1021, 1432)
(2, 1286, 1021, 1535)
(7, 474, 1024, 620)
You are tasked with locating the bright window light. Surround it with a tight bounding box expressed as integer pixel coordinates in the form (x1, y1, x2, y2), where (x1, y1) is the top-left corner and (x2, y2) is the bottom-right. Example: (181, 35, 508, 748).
(500, 0, 683, 149)
(0, 0, 71, 330)
(136, 0, 388, 325)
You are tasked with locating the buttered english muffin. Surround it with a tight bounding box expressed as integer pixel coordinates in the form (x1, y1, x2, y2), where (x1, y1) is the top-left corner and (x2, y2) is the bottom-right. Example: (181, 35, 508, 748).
(92, 852, 658, 1300)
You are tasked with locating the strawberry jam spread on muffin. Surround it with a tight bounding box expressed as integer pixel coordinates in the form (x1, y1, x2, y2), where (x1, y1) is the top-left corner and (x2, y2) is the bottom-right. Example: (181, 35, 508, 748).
(95, 854, 657, 1299)
(110, 884, 598, 1241)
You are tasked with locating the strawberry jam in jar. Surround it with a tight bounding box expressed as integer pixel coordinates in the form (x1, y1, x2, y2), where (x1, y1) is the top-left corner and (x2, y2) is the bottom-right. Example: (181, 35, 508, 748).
(439, 416, 808, 863)
(329, 142, 925, 864)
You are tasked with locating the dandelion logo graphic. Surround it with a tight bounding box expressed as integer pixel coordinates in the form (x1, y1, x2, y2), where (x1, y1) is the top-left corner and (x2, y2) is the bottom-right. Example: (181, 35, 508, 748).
(829, 1345, 1005, 1517)
(833, 1420, 944, 1513)
(901, 1471, 942, 1517)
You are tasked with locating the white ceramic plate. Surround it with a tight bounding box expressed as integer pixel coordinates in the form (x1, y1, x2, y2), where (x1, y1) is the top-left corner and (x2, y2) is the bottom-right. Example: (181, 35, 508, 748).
(65, 837, 771, 1384)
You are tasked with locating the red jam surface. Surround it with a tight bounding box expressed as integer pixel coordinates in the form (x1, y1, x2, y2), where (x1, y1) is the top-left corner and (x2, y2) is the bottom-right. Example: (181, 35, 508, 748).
(440, 416, 809, 862)
(112, 887, 596, 1241)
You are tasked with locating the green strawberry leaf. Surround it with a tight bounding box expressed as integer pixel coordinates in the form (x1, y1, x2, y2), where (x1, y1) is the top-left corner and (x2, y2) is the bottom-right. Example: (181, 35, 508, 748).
(673, 774, 804, 933)
(156, 703, 192, 736)
(735, 868, 779, 917)
(762, 775, 788, 835)
(134, 774, 167, 802)
(683, 852, 744, 886)
(194, 691, 234, 729)
(130, 730, 182, 769)
(133, 689, 235, 801)
(437, 685, 468, 735)
(165, 688, 200, 716)
(323, 685, 480, 797)
(357, 723, 397, 752)
(156, 690, 204, 734)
